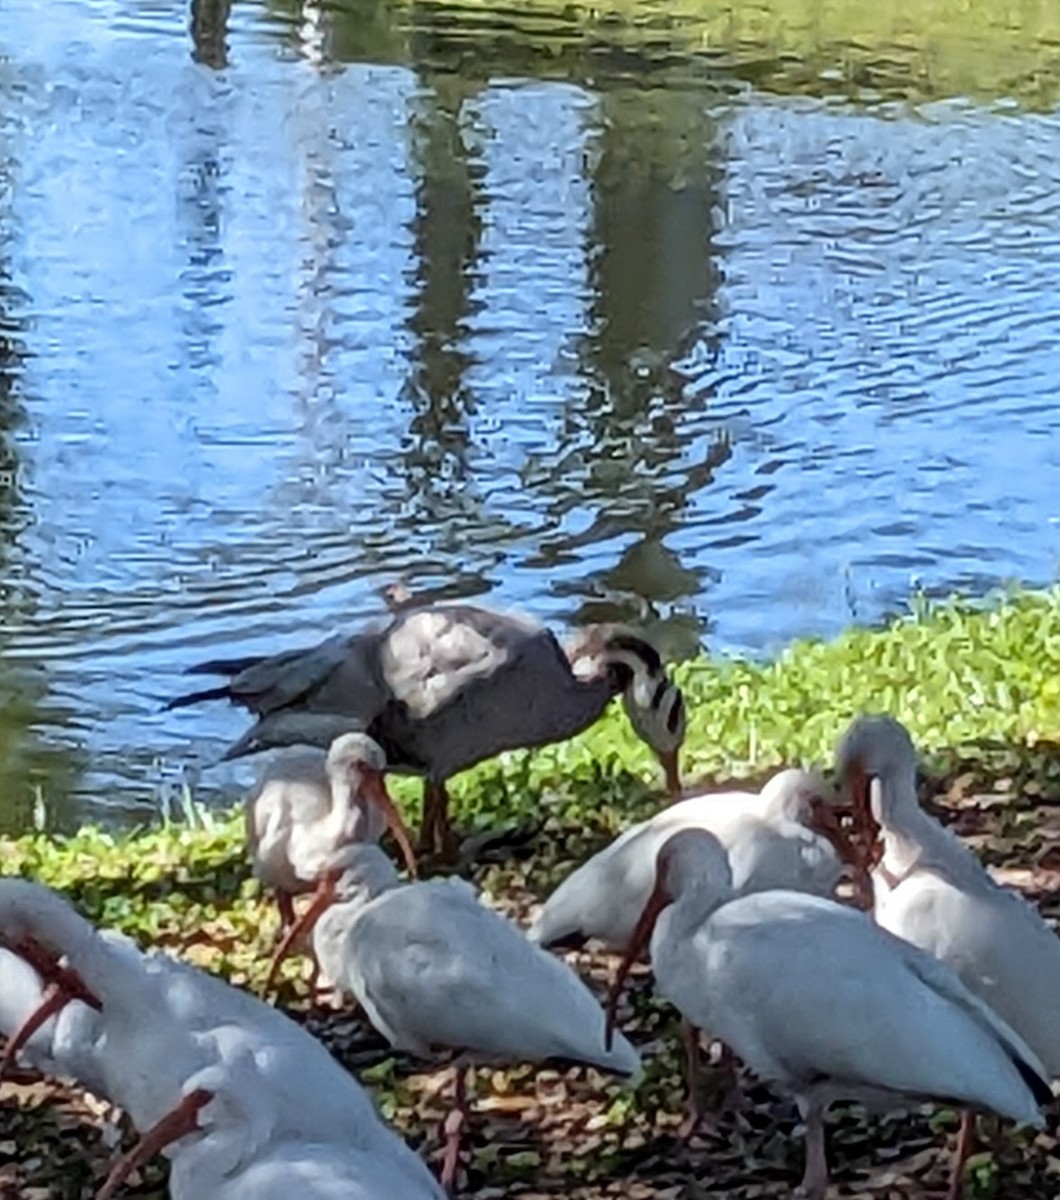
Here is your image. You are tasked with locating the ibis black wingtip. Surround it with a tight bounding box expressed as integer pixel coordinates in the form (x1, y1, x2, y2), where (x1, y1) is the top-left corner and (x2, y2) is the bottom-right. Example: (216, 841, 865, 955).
(1016, 1055, 1054, 1109)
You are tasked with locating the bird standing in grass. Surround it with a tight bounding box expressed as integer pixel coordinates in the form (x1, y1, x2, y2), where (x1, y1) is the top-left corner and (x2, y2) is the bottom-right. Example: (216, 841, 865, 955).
(271, 841, 641, 1192)
(836, 713, 1060, 1196)
(168, 601, 686, 858)
(95, 1026, 447, 1200)
(0, 880, 447, 1199)
(529, 766, 847, 952)
(246, 732, 417, 951)
(605, 828, 1050, 1200)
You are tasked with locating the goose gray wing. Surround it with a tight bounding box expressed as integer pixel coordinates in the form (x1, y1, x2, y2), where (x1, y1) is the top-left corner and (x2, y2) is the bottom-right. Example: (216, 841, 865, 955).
(378, 605, 558, 719)
(373, 606, 612, 778)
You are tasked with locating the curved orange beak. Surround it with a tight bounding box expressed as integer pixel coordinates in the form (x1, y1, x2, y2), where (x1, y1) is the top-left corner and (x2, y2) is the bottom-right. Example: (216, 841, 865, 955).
(363, 769, 418, 879)
(0, 937, 101, 1084)
(604, 877, 673, 1051)
(95, 1086, 212, 1200)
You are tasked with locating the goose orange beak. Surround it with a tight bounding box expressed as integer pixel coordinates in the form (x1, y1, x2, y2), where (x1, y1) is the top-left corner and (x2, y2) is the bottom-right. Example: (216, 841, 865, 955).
(658, 748, 682, 797)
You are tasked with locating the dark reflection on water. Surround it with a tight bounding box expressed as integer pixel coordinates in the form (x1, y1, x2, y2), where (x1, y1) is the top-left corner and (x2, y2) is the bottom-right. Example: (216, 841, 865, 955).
(0, 82, 86, 828)
(2, 0, 1060, 828)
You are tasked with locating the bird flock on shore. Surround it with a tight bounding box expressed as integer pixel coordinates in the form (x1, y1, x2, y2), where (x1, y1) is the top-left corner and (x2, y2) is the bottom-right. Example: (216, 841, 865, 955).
(2, 596, 1059, 1199)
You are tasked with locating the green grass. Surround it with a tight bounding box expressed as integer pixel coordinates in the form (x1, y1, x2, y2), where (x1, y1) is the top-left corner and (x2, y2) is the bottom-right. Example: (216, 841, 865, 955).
(5, 584, 1060, 950)
(5, 586, 1060, 1198)
(306, 0, 1060, 110)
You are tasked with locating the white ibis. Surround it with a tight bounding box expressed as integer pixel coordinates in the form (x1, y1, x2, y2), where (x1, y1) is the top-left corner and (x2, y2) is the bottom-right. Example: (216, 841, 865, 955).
(0, 880, 446, 1199)
(95, 1025, 447, 1200)
(836, 713, 1060, 1193)
(529, 767, 846, 953)
(273, 842, 641, 1191)
(246, 732, 417, 942)
(605, 828, 1050, 1200)
(0, 879, 237, 1128)
(168, 602, 686, 856)
(0, 944, 105, 1090)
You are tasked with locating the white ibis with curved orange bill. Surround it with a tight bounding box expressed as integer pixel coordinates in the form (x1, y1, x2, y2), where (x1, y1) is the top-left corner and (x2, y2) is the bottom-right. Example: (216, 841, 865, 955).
(0, 881, 447, 1200)
(272, 842, 641, 1191)
(246, 732, 417, 985)
(94, 1025, 447, 1200)
(603, 828, 1050, 1200)
(836, 713, 1060, 1195)
(529, 766, 854, 1134)
(529, 767, 849, 953)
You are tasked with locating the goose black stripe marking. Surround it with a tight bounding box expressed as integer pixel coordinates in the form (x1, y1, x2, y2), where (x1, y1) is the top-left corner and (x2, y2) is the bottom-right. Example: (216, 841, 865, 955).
(666, 691, 685, 736)
(650, 678, 669, 710)
(603, 633, 663, 676)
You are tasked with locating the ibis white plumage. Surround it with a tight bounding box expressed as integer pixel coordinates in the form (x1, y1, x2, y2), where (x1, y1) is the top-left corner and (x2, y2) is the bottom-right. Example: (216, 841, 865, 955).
(277, 842, 641, 1190)
(836, 713, 1060, 1195)
(605, 828, 1050, 1200)
(0, 880, 446, 1200)
(0, 944, 106, 1091)
(96, 1025, 447, 1200)
(246, 732, 417, 937)
(835, 713, 1060, 1078)
(0, 880, 195, 1127)
(530, 767, 845, 952)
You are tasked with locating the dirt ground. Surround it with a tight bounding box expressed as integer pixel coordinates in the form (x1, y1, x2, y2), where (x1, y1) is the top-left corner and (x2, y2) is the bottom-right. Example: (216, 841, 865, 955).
(3, 773, 1060, 1200)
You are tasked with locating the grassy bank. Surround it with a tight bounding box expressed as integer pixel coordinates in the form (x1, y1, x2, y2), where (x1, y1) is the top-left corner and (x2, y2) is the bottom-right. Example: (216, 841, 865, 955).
(316, 0, 1060, 110)
(6, 584, 1060, 964)
(4, 586, 1060, 1197)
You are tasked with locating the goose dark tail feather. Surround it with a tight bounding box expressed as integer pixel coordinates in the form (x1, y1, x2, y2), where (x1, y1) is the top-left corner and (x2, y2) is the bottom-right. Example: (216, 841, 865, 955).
(163, 653, 268, 710)
(163, 683, 238, 712)
(183, 654, 267, 678)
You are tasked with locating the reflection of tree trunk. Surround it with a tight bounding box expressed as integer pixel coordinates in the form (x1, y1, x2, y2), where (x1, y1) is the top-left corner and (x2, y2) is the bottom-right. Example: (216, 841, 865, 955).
(0, 213, 83, 834)
(545, 82, 727, 645)
(1, 129, 23, 567)
(402, 71, 483, 504)
(0, 333, 20, 574)
(190, 0, 233, 69)
(580, 91, 723, 514)
(588, 84, 722, 414)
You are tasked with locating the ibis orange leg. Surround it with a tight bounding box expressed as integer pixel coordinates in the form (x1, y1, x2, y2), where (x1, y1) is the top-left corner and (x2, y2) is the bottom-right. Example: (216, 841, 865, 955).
(263, 874, 338, 996)
(95, 1087, 212, 1200)
(440, 1064, 470, 1194)
(946, 1108, 975, 1200)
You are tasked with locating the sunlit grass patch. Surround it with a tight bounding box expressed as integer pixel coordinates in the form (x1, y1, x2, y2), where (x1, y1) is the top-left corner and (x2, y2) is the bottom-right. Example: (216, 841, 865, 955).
(3, 587, 1060, 1197)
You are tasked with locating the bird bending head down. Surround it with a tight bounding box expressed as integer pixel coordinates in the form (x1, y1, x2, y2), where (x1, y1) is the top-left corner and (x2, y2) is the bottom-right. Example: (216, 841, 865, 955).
(590, 631, 687, 794)
(835, 713, 918, 791)
(605, 829, 731, 1046)
(326, 732, 388, 778)
(325, 733, 417, 879)
(833, 713, 920, 893)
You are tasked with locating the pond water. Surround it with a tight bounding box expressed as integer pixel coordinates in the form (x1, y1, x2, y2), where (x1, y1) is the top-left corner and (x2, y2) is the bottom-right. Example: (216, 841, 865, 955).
(2, 0, 1060, 829)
